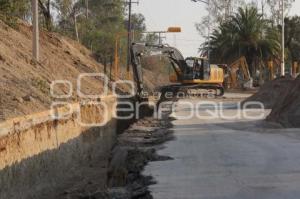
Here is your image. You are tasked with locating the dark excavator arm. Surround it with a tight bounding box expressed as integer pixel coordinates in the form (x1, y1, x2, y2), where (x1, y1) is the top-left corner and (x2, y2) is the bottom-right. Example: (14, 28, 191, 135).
(130, 43, 187, 96)
(130, 43, 144, 96)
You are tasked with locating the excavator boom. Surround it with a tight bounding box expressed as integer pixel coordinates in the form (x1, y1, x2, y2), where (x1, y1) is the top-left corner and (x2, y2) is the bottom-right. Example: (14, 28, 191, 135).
(130, 43, 187, 94)
(228, 56, 252, 89)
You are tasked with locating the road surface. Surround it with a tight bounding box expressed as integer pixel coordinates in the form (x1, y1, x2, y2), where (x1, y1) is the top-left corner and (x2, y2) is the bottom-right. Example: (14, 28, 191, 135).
(144, 95, 300, 199)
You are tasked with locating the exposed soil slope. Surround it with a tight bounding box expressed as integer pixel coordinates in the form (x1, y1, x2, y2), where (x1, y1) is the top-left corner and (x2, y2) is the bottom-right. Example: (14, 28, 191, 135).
(0, 20, 111, 121)
(0, 20, 169, 121)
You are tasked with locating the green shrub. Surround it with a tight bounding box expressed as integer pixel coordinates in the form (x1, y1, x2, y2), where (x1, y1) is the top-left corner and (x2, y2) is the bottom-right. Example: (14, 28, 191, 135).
(0, 0, 29, 28)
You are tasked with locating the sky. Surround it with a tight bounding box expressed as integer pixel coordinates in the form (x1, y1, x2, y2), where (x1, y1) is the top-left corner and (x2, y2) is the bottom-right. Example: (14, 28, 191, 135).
(134, 0, 300, 58)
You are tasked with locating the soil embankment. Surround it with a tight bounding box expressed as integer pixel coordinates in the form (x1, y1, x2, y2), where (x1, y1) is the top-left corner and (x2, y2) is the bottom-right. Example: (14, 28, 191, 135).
(244, 76, 300, 128)
(0, 20, 169, 122)
(0, 20, 113, 121)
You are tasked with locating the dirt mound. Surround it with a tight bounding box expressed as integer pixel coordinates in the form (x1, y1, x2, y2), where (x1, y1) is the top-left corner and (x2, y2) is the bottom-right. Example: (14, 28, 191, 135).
(243, 77, 294, 109)
(244, 75, 300, 127)
(0, 20, 117, 121)
(267, 76, 300, 127)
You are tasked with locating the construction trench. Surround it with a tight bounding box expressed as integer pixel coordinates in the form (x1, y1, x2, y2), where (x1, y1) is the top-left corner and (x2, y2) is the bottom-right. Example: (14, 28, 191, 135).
(0, 95, 174, 199)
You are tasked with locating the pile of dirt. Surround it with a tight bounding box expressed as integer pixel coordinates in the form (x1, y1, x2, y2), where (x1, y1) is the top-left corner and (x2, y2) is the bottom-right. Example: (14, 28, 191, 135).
(243, 75, 300, 127)
(267, 76, 300, 127)
(242, 77, 294, 109)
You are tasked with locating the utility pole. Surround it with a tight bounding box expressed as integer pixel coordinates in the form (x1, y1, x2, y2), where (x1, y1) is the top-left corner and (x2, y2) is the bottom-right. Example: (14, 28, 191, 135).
(126, 0, 139, 79)
(74, 12, 85, 42)
(74, 14, 79, 42)
(281, 0, 285, 76)
(208, 0, 211, 62)
(32, 0, 39, 62)
(261, 0, 265, 19)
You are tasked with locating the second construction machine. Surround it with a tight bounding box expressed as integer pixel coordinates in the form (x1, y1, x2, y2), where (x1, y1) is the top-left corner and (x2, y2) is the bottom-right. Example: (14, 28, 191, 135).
(130, 43, 225, 99)
(227, 56, 252, 89)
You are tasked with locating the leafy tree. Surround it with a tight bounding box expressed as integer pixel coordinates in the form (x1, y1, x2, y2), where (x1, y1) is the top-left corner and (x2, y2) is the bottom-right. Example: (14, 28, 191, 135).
(266, 0, 295, 25)
(0, 0, 148, 71)
(144, 33, 159, 44)
(70, 0, 147, 70)
(38, 0, 53, 30)
(195, 0, 244, 38)
(54, 0, 75, 21)
(130, 13, 146, 31)
(0, 0, 30, 26)
(283, 16, 300, 63)
(86, 0, 124, 65)
(203, 6, 280, 75)
(124, 13, 146, 42)
(55, 0, 83, 37)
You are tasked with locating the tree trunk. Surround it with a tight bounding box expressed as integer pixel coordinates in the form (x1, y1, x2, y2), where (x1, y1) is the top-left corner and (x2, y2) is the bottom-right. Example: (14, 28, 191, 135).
(86, 0, 89, 19)
(74, 15, 79, 42)
(38, 0, 52, 31)
(104, 57, 107, 74)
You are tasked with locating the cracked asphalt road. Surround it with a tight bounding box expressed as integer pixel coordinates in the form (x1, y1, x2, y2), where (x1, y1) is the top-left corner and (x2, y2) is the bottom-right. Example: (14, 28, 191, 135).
(144, 95, 300, 199)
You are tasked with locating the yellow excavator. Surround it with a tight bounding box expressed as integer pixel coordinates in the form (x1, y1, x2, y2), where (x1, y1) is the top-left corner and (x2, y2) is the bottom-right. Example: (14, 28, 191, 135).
(226, 56, 252, 89)
(130, 43, 225, 98)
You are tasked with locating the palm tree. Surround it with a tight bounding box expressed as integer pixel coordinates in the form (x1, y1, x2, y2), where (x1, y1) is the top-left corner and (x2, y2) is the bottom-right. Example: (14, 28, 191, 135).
(202, 6, 281, 76)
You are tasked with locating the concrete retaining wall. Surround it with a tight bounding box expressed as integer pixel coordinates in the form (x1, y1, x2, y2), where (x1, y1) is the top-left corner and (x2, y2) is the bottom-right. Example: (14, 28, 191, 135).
(0, 96, 117, 199)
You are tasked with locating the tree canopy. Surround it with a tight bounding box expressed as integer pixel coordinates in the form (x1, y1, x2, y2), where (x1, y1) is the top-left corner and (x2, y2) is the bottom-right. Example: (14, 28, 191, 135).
(0, 0, 148, 70)
(205, 7, 280, 63)
(199, 1, 300, 76)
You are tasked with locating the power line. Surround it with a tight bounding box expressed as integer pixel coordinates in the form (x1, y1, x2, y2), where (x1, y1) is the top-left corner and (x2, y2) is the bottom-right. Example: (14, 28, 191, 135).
(175, 39, 204, 42)
(280, 0, 285, 76)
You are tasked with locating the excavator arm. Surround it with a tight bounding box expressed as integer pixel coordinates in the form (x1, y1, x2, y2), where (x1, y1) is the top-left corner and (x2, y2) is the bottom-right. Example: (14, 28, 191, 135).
(229, 56, 252, 88)
(130, 43, 187, 95)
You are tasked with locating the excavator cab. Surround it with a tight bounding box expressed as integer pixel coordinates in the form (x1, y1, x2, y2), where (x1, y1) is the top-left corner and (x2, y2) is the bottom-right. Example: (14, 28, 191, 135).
(170, 57, 210, 82)
(184, 57, 210, 81)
